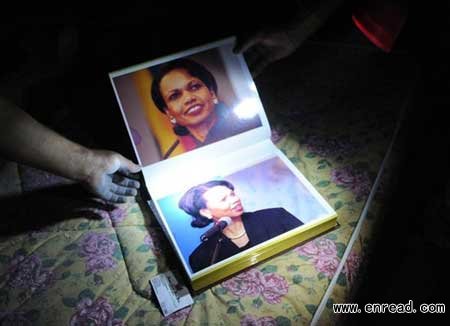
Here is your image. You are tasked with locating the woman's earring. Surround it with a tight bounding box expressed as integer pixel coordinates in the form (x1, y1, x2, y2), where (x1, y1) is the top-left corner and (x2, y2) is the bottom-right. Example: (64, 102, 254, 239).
(213, 98, 218, 104)
(170, 117, 177, 125)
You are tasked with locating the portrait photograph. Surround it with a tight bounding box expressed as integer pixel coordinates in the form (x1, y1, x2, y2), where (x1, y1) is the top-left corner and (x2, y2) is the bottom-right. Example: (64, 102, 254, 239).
(110, 40, 263, 166)
(157, 156, 332, 274)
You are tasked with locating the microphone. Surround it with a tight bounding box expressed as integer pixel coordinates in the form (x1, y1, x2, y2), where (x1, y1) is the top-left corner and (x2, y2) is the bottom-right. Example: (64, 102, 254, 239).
(200, 217, 232, 242)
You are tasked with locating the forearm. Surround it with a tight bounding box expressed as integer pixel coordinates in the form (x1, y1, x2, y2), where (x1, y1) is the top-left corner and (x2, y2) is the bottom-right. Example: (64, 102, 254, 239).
(0, 97, 93, 183)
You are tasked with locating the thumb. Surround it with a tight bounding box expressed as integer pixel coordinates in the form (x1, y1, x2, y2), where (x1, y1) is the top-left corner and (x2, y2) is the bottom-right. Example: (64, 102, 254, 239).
(117, 155, 141, 175)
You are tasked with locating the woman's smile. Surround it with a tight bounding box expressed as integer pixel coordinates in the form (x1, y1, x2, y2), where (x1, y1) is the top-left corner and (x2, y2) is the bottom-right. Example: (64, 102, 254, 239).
(184, 103, 204, 116)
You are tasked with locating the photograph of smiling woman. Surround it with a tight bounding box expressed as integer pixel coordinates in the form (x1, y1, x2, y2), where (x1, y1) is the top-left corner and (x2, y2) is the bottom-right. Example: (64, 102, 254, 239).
(150, 58, 262, 159)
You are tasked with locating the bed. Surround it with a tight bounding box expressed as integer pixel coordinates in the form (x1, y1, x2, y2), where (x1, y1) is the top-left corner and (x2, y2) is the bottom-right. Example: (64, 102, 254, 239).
(0, 27, 417, 325)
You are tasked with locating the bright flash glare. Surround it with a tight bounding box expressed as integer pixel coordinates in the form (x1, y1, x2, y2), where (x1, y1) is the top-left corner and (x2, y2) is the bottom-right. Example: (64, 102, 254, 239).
(233, 98, 260, 120)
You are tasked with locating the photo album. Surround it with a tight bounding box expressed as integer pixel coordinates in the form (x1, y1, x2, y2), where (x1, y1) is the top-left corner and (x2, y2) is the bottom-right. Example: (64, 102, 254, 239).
(109, 37, 338, 291)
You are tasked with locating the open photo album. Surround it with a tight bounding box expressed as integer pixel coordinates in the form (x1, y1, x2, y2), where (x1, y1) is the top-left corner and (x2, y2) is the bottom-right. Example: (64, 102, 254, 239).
(109, 37, 338, 291)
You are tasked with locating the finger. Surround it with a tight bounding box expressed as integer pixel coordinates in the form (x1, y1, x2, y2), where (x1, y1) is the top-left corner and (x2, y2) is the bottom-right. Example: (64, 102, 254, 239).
(111, 183, 138, 196)
(113, 174, 141, 189)
(89, 197, 109, 207)
(109, 198, 136, 209)
(105, 191, 128, 204)
(117, 155, 141, 175)
(83, 197, 117, 212)
(233, 33, 263, 54)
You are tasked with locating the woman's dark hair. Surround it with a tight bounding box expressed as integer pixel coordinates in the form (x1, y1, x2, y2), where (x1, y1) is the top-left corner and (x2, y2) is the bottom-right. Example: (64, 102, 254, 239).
(150, 58, 218, 114)
(179, 180, 234, 228)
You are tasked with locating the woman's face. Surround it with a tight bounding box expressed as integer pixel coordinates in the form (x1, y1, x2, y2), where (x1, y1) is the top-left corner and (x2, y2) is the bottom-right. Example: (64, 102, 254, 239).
(200, 185, 244, 220)
(160, 68, 217, 127)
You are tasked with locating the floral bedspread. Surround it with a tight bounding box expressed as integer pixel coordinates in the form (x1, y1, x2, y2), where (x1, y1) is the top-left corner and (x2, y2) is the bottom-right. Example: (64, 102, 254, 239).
(0, 43, 416, 325)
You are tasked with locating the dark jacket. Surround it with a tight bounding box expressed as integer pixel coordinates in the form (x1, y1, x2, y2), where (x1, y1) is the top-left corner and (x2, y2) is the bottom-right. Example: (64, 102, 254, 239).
(189, 207, 303, 273)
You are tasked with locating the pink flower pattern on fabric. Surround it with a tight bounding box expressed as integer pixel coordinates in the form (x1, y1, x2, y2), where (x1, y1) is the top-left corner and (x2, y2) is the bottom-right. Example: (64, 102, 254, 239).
(258, 272, 289, 304)
(79, 232, 118, 274)
(222, 268, 288, 304)
(222, 269, 264, 298)
(315, 256, 341, 279)
(162, 306, 191, 324)
(342, 251, 361, 284)
(304, 134, 361, 159)
(331, 165, 372, 201)
(69, 297, 123, 326)
(109, 206, 127, 226)
(295, 238, 340, 278)
(241, 314, 277, 326)
(7, 253, 53, 294)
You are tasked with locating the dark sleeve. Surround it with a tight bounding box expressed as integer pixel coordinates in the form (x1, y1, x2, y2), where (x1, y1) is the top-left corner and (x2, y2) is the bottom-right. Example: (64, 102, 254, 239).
(189, 246, 208, 273)
(245, 208, 303, 243)
(188, 239, 216, 273)
(278, 208, 303, 231)
(189, 253, 202, 273)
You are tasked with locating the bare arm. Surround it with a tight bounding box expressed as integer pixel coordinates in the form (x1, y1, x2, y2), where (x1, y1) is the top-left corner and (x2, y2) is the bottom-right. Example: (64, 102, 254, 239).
(0, 96, 141, 203)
